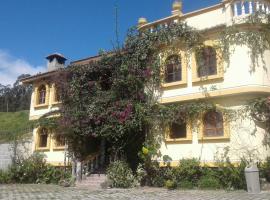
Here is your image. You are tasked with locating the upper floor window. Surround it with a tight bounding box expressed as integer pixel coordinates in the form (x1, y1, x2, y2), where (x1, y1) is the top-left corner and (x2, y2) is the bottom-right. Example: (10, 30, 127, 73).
(38, 85, 46, 105)
(203, 111, 224, 137)
(55, 135, 65, 147)
(54, 85, 61, 102)
(165, 55, 182, 83)
(169, 122, 186, 139)
(196, 46, 217, 77)
(38, 128, 49, 148)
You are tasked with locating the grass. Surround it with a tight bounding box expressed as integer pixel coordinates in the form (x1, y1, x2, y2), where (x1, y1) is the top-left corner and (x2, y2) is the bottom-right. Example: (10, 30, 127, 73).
(0, 111, 32, 142)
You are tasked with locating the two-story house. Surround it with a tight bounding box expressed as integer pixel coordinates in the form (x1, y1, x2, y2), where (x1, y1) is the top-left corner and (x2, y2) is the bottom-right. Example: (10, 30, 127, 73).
(21, 0, 270, 167)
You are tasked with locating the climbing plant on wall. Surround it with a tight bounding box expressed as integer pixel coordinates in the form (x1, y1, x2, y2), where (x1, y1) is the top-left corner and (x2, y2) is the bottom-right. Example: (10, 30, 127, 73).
(55, 12, 270, 164)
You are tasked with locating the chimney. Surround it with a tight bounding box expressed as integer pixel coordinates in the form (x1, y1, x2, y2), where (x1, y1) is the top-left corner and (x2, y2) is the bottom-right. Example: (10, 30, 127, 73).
(46, 53, 67, 71)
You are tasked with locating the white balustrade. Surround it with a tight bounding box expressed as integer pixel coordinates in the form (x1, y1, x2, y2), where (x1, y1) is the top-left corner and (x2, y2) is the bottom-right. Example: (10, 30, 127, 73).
(232, 0, 270, 18)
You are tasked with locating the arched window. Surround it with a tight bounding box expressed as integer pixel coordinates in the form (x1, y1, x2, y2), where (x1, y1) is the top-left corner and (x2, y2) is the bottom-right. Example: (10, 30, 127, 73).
(203, 111, 224, 137)
(38, 128, 49, 148)
(165, 55, 182, 83)
(38, 85, 46, 104)
(196, 46, 217, 77)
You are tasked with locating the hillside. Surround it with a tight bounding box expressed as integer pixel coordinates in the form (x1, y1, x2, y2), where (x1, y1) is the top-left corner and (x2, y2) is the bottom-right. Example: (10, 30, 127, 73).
(0, 111, 32, 141)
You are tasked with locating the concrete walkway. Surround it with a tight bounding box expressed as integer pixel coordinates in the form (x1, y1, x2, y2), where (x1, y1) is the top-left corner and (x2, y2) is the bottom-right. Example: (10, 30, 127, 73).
(0, 184, 269, 200)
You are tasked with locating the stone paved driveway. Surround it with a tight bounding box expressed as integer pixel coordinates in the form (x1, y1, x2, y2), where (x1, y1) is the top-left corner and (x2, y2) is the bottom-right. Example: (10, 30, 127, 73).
(0, 184, 270, 200)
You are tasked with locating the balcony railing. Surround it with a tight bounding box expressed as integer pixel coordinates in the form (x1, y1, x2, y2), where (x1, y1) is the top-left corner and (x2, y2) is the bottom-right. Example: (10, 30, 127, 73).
(232, 0, 270, 18)
(139, 15, 180, 33)
(139, 0, 270, 33)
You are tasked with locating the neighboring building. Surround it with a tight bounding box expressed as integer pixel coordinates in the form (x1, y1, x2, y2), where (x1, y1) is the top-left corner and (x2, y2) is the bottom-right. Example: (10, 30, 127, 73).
(22, 0, 270, 167)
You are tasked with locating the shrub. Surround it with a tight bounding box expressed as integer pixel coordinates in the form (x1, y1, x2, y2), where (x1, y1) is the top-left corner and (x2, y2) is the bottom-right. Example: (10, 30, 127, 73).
(261, 157, 270, 182)
(106, 160, 137, 188)
(174, 158, 202, 186)
(0, 170, 11, 184)
(178, 180, 193, 189)
(146, 165, 175, 187)
(165, 179, 177, 190)
(198, 176, 221, 189)
(3, 153, 71, 184)
(216, 160, 247, 190)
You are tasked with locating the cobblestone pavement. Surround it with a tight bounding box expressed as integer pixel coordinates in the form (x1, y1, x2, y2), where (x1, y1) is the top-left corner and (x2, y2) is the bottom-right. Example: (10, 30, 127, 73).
(0, 184, 270, 200)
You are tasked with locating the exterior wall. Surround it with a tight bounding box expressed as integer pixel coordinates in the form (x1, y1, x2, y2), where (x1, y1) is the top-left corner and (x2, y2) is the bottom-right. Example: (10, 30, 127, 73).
(158, 95, 270, 166)
(0, 140, 32, 170)
(160, 47, 270, 102)
(153, 2, 270, 164)
(28, 81, 65, 166)
(185, 6, 226, 30)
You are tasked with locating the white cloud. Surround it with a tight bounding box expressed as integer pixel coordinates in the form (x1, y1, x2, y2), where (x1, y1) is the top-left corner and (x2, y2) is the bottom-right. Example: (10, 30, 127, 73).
(0, 50, 46, 86)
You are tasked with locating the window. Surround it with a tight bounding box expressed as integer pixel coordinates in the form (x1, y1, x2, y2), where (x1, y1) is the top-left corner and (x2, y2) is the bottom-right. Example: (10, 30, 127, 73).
(55, 135, 65, 147)
(196, 46, 217, 77)
(203, 111, 224, 137)
(165, 55, 182, 83)
(38, 128, 49, 148)
(38, 85, 46, 105)
(54, 85, 61, 102)
(169, 122, 187, 139)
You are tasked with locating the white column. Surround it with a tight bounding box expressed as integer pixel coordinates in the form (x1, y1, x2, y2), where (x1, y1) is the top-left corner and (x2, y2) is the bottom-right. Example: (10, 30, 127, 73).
(241, 1, 246, 15)
(234, 2, 238, 16)
(249, 1, 253, 14)
(262, 3, 265, 12)
(256, 1, 260, 11)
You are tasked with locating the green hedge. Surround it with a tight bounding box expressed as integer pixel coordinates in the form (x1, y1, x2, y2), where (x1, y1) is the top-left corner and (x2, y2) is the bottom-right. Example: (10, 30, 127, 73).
(0, 153, 71, 184)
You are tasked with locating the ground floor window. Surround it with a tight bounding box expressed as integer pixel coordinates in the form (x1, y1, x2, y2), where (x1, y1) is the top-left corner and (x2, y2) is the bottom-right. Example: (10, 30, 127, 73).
(170, 122, 187, 139)
(38, 128, 49, 148)
(203, 111, 224, 137)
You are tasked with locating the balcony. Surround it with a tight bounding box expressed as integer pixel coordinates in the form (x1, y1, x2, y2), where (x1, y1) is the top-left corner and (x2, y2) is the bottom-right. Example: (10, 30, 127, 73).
(232, 0, 270, 18)
(138, 0, 270, 33)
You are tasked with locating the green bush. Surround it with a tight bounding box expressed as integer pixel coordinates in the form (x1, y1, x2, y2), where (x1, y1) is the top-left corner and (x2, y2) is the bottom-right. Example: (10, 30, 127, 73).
(174, 158, 202, 186)
(146, 165, 175, 187)
(0, 170, 11, 184)
(106, 160, 137, 188)
(198, 176, 221, 189)
(261, 157, 270, 182)
(165, 179, 177, 190)
(143, 157, 248, 190)
(215, 160, 247, 190)
(178, 180, 193, 189)
(1, 153, 71, 184)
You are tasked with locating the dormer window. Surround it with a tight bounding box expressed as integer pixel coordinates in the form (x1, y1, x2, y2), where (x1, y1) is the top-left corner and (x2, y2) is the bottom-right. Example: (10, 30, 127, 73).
(38, 85, 46, 105)
(196, 46, 217, 77)
(165, 55, 182, 83)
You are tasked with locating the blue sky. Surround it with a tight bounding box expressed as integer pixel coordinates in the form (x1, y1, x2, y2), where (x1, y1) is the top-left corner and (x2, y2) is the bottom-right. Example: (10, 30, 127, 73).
(0, 0, 220, 85)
